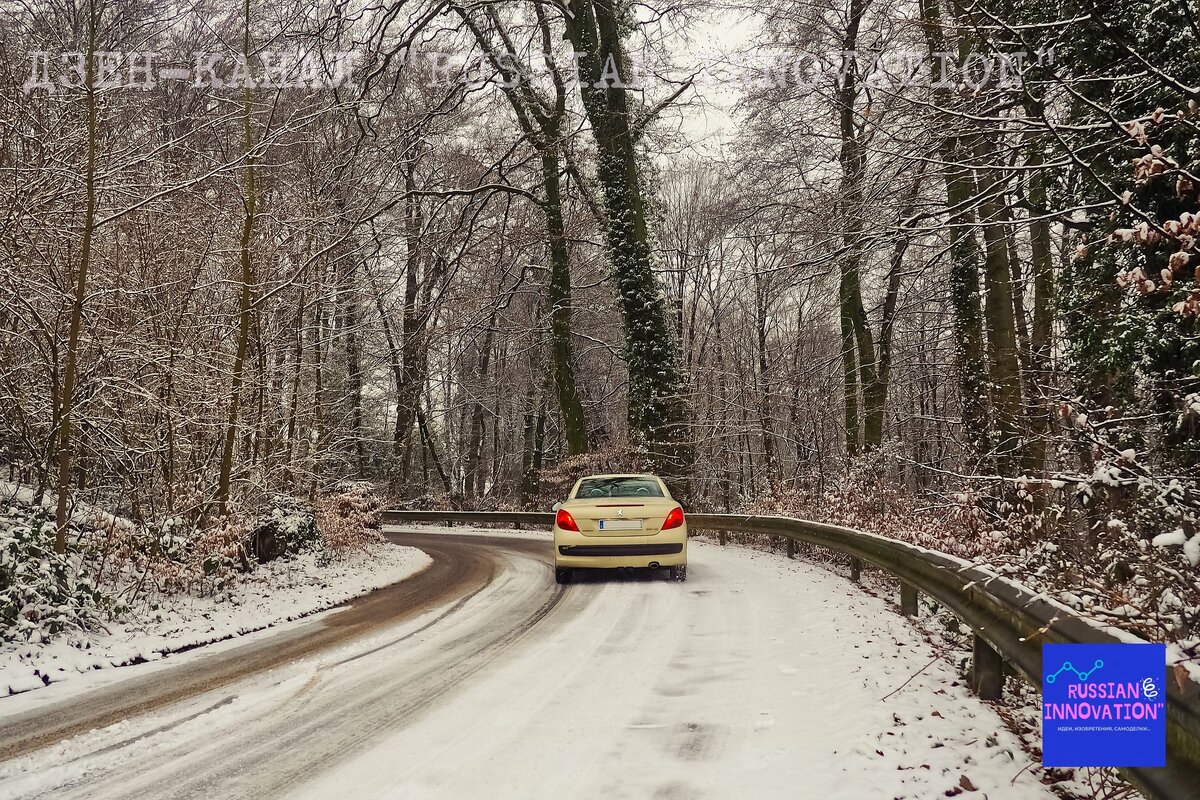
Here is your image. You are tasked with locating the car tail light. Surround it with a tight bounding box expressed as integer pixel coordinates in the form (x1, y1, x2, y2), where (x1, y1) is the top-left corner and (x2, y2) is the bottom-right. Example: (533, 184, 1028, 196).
(662, 506, 685, 530)
(556, 508, 580, 532)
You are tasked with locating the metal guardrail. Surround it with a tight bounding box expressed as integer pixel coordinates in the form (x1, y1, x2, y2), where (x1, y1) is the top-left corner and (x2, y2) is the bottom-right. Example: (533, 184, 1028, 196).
(381, 509, 1200, 799)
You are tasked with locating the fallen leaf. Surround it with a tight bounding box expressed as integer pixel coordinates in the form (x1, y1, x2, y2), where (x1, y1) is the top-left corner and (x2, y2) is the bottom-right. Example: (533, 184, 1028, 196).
(1175, 663, 1193, 693)
(959, 775, 978, 792)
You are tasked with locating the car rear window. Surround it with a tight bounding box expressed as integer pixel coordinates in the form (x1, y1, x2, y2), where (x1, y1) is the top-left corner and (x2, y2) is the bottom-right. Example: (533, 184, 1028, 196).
(575, 477, 665, 499)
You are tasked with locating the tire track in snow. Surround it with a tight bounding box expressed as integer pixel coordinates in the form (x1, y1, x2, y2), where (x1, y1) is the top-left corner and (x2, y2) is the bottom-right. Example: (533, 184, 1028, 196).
(0, 534, 560, 799)
(0, 532, 495, 762)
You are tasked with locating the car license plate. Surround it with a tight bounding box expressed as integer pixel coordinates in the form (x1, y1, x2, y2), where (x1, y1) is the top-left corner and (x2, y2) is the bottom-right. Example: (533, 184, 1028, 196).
(599, 519, 642, 530)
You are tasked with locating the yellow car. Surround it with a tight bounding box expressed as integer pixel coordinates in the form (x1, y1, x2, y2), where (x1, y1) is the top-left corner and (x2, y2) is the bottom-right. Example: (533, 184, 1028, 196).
(552, 473, 687, 584)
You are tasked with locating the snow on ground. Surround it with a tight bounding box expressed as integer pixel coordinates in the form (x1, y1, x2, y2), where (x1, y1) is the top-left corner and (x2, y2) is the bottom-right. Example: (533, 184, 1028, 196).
(298, 535, 1054, 800)
(1, 542, 431, 696)
(1, 529, 1058, 799)
(0, 479, 112, 524)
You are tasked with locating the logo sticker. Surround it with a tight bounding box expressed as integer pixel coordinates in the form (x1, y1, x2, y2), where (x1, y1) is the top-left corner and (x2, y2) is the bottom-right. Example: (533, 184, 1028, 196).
(1042, 643, 1166, 767)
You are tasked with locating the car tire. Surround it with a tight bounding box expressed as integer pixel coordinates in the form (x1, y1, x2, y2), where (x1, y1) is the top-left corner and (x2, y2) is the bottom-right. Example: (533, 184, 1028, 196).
(555, 568, 572, 585)
(671, 565, 687, 582)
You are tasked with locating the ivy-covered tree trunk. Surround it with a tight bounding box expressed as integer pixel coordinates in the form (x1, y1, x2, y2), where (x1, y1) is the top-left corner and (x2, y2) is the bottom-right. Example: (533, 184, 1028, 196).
(919, 0, 992, 467)
(564, 0, 692, 480)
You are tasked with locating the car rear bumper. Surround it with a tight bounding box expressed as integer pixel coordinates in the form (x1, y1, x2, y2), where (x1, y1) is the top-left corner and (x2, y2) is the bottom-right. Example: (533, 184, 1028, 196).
(553, 527, 687, 568)
(558, 543, 683, 557)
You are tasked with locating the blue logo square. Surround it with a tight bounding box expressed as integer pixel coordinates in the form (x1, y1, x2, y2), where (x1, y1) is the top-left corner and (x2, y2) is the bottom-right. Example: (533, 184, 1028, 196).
(1042, 643, 1166, 767)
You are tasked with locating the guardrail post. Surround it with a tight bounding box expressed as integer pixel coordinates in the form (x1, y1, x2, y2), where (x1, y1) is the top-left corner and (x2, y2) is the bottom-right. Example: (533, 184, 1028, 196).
(786, 537, 796, 559)
(900, 582, 918, 616)
(719, 530, 727, 546)
(970, 634, 1004, 700)
(849, 557, 861, 583)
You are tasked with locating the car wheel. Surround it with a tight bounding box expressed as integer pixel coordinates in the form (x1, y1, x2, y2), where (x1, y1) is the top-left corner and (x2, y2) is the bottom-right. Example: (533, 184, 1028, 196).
(555, 568, 572, 585)
(671, 565, 687, 582)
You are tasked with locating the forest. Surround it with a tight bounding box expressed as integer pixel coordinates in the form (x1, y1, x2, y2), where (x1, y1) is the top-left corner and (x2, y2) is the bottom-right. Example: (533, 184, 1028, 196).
(1, 0, 1198, 660)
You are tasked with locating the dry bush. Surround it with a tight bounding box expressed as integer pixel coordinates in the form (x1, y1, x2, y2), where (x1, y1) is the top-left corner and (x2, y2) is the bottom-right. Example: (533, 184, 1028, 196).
(736, 445, 1199, 651)
(738, 449, 980, 558)
(537, 447, 652, 506)
(315, 482, 384, 553)
(85, 506, 249, 606)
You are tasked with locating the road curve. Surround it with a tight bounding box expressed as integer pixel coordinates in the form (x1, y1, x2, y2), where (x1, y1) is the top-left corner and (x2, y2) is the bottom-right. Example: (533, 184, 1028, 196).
(0, 532, 532, 761)
(0, 530, 1057, 800)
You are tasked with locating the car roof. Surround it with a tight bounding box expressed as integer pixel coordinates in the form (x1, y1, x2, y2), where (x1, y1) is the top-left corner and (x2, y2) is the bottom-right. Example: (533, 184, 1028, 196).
(578, 473, 660, 480)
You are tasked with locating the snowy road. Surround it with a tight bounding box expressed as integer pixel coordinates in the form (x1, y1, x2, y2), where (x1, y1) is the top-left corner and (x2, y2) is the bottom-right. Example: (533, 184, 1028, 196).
(0, 529, 1056, 799)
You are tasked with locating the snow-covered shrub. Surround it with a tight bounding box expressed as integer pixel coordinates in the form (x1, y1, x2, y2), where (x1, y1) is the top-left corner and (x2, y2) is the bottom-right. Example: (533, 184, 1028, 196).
(0, 504, 107, 643)
(998, 407, 1200, 645)
(247, 495, 318, 563)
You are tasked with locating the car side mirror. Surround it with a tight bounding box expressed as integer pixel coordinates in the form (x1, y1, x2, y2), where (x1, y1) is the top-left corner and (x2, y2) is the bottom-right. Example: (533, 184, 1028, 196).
(551, 502, 563, 512)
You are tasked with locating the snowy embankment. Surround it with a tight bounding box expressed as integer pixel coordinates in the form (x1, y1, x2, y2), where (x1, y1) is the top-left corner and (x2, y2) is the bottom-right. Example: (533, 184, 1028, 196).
(1, 542, 431, 696)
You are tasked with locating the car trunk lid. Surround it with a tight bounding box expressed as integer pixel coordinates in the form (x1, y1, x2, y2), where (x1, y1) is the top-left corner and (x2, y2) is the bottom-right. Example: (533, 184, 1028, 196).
(563, 499, 679, 536)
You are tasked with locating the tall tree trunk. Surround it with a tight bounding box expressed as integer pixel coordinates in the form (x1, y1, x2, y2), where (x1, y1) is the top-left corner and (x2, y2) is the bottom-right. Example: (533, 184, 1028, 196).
(542, 148, 589, 455)
(835, 0, 884, 454)
(455, 4, 589, 454)
(54, 0, 100, 552)
(417, 404, 452, 496)
(283, 285, 307, 485)
(712, 314, 734, 508)
(310, 271, 328, 500)
(866, 169, 925, 448)
(840, 295, 861, 457)
(464, 317, 497, 502)
(1023, 136, 1056, 476)
(752, 265, 776, 482)
(519, 389, 538, 507)
(217, 2, 258, 512)
(974, 138, 1026, 476)
(340, 258, 365, 474)
(919, 0, 992, 466)
(393, 163, 433, 491)
(517, 372, 552, 506)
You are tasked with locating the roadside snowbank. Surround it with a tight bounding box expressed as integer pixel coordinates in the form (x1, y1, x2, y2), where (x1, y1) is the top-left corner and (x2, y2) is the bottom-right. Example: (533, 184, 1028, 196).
(0, 542, 430, 696)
